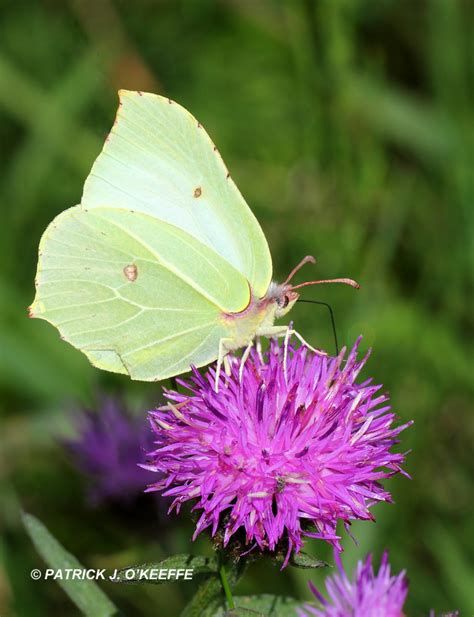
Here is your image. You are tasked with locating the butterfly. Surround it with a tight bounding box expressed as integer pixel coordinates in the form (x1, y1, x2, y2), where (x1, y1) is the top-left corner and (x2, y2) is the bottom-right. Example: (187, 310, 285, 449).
(30, 91, 358, 387)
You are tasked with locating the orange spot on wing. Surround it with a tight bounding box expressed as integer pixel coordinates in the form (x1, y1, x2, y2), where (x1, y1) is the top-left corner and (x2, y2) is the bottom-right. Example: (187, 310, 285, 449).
(123, 264, 138, 282)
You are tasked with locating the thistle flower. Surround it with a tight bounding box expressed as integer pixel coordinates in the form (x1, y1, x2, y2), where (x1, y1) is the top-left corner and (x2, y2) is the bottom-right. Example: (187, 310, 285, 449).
(300, 551, 408, 617)
(64, 396, 156, 506)
(145, 338, 411, 564)
(300, 551, 459, 617)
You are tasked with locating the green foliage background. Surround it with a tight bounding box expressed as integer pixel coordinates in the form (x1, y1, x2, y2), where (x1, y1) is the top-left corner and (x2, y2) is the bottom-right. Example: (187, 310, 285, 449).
(0, 1, 472, 615)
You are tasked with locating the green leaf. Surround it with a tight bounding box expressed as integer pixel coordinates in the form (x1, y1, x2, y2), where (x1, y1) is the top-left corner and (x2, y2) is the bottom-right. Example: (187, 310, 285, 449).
(22, 512, 119, 617)
(180, 554, 247, 617)
(180, 575, 224, 617)
(224, 609, 264, 616)
(214, 595, 303, 617)
(271, 550, 328, 570)
(289, 551, 328, 569)
(111, 554, 218, 585)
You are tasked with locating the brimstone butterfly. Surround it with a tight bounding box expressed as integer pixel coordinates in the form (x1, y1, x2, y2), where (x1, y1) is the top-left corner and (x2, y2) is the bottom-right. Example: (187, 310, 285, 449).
(30, 91, 358, 385)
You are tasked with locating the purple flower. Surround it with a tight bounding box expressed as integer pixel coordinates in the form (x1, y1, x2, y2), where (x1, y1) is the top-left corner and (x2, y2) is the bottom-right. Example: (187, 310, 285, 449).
(300, 551, 408, 617)
(145, 338, 411, 564)
(301, 552, 459, 617)
(64, 396, 156, 506)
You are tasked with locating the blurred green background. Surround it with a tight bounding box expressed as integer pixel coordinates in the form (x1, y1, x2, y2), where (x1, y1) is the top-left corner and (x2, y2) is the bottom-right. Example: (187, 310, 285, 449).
(0, 0, 472, 615)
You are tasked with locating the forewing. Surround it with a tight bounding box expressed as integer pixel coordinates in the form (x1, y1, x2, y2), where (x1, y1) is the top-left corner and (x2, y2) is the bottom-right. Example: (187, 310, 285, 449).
(81, 90, 272, 298)
(30, 206, 243, 380)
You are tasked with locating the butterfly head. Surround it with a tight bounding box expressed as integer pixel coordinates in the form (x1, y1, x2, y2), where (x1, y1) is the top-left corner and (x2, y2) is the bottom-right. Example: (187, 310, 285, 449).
(274, 288, 299, 318)
(269, 255, 360, 319)
(260, 281, 299, 321)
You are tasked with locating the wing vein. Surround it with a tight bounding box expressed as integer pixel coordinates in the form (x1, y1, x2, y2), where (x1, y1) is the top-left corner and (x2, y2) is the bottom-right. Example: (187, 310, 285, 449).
(89, 212, 232, 309)
(122, 321, 216, 358)
(161, 326, 218, 374)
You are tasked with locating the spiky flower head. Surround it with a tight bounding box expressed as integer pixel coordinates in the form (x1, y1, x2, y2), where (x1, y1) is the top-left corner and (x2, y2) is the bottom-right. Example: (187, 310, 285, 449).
(64, 396, 155, 505)
(145, 338, 411, 564)
(300, 551, 408, 617)
(301, 552, 459, 617)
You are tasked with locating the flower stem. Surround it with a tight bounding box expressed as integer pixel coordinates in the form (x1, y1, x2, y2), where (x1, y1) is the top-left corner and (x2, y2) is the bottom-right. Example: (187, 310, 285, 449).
(219, 563, 235, 610)
(180, 552, 247, 616)
(179, 576, 222, 617)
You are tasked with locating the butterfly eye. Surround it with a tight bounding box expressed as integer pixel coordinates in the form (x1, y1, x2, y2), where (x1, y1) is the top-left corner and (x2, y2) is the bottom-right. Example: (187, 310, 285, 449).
(278, 295, 290, 309)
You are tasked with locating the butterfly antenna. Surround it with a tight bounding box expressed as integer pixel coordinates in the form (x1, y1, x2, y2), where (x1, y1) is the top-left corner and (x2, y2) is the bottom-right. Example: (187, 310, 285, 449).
(284, 257, 360, 290)
(298, 299, 339, 356)
(290, 278, 360, 290)
(283, 255, 316, 285)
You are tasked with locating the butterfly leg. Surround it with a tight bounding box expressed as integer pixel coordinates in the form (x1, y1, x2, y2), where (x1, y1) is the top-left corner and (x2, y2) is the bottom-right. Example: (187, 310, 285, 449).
(215, 337, 234, 392)
(256, 325, 292, 374)
(283, 326, 292, 378)
(256, 325, 289, 342)
(239, 341, 253, 383)
(256, 337, 264, 362)
(256, 325, 326, 375)
(224, 355, 232, 376)
(258, 325, 325, 356)
(290, 330, 326, 356)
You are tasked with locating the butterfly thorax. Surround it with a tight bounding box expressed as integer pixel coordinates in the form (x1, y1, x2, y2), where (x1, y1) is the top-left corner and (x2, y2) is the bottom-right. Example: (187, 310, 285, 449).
(220, 282, 298, 351)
